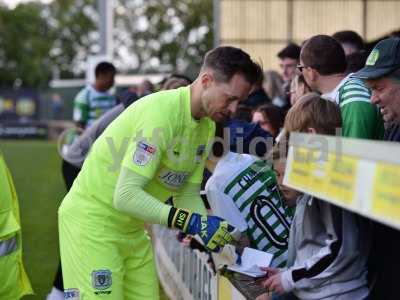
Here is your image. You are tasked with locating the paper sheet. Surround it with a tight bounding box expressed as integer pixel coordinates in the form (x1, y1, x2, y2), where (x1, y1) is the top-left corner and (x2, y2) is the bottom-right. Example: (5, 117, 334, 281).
(227, 247, 273, 277)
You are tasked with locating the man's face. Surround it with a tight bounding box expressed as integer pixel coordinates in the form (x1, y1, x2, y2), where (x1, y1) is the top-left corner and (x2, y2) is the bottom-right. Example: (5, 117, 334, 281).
(201, 73, 252, 123)
(289, 77, 306, 106)
(280, 58, 298, 82)
(299, 58, 318, 91)
(99, 72, 115, 91)
(367, 77, 400, 122)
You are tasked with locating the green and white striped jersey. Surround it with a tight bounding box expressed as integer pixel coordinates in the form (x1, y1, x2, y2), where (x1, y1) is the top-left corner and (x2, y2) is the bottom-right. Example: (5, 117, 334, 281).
(73, 85, 116, 127)
(322, 74, 384, 139)
(205, 152, 293, 268)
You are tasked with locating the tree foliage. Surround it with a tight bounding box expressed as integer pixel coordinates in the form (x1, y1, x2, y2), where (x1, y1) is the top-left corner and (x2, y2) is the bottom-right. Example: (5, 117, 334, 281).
(0, 0, 96, 88)
(0, 2, 53, 87)
(0, 0, 213, 88)
(112, 0, 213, 75)
(46, 0, 97, 78)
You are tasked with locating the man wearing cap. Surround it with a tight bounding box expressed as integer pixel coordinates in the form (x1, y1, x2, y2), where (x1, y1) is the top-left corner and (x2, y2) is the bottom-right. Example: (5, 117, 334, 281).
(352, 36, 400, 299)
(353, 37, 400, 125)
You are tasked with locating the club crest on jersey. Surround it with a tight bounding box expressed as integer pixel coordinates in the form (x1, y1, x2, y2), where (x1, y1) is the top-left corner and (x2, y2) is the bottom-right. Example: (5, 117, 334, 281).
(92, 270, 112, 290)
(133, 141, 157, 166)
(65, 288, 80, 299)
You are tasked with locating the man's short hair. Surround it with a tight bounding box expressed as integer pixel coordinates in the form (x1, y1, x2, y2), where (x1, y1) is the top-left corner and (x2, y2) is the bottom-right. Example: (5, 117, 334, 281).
(277, 43, 301, 60)
(301, 35, 347, 75)
(284, 93, 342, 136)
(95, 62, 116, 77)
(202, 46, 263, 85)
(332, 30, 364, 51)
(345, 50, 368, 73)
(254, 104, 286, 136)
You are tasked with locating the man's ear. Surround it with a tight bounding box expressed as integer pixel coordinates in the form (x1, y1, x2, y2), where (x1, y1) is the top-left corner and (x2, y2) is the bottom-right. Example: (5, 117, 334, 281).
(200, 71, 213, 89)
(307, 127, 317, 134)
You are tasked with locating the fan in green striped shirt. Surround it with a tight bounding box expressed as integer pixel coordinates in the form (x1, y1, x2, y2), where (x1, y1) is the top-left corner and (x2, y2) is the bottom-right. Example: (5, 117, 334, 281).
(73, 62, 117, 128)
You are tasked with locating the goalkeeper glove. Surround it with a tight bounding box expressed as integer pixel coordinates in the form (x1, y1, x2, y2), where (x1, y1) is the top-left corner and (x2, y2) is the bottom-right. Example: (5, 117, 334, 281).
(168, 207, 236, 252)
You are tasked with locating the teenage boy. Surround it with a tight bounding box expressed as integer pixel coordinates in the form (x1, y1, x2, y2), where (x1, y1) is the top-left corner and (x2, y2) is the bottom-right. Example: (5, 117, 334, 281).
(263, 94, 370, 300)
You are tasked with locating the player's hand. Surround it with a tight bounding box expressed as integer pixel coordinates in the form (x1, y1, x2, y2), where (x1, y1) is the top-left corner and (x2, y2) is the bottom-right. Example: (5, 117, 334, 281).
(169, 208, 236, 252)
(186, 213, 236, 252)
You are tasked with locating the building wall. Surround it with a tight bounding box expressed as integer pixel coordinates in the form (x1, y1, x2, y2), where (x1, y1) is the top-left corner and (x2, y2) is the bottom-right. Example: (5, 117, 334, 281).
(216, 0, 400, 72)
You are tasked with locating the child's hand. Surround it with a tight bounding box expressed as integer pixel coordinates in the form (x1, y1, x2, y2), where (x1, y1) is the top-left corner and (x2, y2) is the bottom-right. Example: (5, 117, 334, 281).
(260, 267, 280, 277)
(262, 273, 285, 295)
(176, 232, 192, 247)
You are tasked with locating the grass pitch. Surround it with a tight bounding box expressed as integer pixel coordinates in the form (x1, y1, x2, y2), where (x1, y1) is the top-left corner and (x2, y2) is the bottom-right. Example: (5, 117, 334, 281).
(1, 140, 168, 300)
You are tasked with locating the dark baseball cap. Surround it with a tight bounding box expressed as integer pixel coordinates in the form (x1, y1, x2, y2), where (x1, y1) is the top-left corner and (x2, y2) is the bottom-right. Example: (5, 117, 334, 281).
(352, 37, 400, 80)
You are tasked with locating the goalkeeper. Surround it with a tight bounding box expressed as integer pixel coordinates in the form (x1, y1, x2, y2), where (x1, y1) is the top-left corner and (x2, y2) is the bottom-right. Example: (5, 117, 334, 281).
(59, 46, 262, 299)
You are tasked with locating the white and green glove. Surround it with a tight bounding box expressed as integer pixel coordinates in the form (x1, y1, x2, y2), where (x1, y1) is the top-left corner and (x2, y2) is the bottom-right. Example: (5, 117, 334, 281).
(168, 207, 237, 252)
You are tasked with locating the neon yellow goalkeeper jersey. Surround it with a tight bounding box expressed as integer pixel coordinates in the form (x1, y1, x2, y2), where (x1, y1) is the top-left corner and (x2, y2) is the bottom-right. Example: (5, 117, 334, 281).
(60, 86, 214, 231)
(0, 153, 33, 299)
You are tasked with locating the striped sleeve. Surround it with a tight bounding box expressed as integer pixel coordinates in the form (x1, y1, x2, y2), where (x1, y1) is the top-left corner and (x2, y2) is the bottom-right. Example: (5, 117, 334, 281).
(339, 79, 383, 139)
(339, 79, 371, 108)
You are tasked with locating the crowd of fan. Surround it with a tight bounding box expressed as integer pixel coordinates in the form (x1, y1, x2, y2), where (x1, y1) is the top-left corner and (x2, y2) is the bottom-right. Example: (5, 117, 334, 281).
(57, 30, 400, 300)
(174, 30, 400, 300)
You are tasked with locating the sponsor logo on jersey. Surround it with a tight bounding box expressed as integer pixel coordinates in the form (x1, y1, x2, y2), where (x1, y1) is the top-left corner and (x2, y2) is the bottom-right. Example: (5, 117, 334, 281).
(250, 194, 290, 249)
(65, 288, 80, 299)
(133, 141, 157, 166)
(92, 269, 112, 290)
(173, 209, 189, 230)
(158, 169, 190, 189)
(137, 141, 157, 154)
(200, 216, 208, 238)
